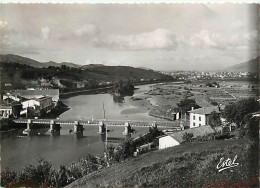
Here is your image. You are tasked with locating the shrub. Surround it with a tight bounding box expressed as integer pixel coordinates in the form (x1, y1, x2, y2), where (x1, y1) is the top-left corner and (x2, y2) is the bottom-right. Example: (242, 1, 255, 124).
(182, 132, 194, 142)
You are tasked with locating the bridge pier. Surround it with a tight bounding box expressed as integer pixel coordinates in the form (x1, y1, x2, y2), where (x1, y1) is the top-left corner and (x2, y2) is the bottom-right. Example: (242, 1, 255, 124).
(24, 119, 33, 133)
(151, 122, 157, 128)
(49, 120, 61, 133)
(73, 121, 84, 133)
(122, 122, 131, 135)
(98, 121, 106, 134)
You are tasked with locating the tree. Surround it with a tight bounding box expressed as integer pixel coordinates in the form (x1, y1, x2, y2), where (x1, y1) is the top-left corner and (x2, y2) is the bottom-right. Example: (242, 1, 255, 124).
(177, 99, 200, 113)
(12, 103, 22, 118)
(208, 111, 222, 128)
(222, 97, 259, 126)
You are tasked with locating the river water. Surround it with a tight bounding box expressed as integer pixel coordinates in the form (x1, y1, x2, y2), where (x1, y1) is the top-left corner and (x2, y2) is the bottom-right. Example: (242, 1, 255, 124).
(1, 84, 164, 170)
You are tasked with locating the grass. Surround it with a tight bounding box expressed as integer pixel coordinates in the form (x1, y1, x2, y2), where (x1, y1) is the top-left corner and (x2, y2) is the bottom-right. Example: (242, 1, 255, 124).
(67, 137, 258, 188)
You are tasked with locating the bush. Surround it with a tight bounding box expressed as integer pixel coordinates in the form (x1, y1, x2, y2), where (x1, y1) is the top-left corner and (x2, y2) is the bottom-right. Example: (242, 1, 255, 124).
(182, 132, 194, 142)
(1, 155, 105, 187)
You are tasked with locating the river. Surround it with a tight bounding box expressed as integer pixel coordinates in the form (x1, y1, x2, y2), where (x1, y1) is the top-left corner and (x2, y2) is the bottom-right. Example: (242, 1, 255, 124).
(1, 84, 165, 170)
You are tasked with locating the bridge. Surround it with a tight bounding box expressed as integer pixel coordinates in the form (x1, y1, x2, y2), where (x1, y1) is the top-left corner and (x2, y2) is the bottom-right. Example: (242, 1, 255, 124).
(13, 118, 183, 135)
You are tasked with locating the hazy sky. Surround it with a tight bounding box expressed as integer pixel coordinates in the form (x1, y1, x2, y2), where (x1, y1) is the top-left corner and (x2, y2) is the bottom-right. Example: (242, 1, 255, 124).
(0, 4, 258, 71)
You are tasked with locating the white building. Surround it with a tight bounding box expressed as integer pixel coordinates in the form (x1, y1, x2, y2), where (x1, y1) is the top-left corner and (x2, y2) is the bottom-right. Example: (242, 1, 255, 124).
(21, 96, 53, 115)
(188, 106, 222, 128)
(159, 136, 181, 149)
(0, 105, 12, 119)
(159, 126, 215, 149)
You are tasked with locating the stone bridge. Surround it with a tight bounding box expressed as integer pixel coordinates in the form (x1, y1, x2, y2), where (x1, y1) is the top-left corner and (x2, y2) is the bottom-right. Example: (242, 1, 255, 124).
(13, 118, 182, 136)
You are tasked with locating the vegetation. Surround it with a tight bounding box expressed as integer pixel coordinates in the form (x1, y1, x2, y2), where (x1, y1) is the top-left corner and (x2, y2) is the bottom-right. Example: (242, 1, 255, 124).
(1, 155, 105, 187)
(182, 132, 194, 142)
(222, 97, 259, 127)
(107, 127, 163, 163)
(67, 135, 258, 188)
(113, 80, 135, 96)
(0, 57, 174, 91)
(208, 111, 222, 128)
(177, 98, 200, 113)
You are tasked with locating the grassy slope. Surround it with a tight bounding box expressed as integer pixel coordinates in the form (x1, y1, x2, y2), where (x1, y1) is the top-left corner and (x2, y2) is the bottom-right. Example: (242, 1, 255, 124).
(67, 138, 258, 188)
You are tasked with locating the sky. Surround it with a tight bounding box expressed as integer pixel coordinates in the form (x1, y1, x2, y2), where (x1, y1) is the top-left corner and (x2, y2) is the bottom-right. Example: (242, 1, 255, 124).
(0, 4, 258, 71)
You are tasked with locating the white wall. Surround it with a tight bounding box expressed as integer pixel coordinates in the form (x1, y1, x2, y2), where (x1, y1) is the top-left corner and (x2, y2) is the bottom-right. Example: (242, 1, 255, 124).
(190, 113, 206, 128)
(159, 136, 180, 149)
(22, 100, 40, 110)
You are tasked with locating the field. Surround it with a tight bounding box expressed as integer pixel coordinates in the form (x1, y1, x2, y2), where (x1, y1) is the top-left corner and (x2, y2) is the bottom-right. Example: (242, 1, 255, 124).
(67, 137, 258, 188)
(129, 80, 258, 122)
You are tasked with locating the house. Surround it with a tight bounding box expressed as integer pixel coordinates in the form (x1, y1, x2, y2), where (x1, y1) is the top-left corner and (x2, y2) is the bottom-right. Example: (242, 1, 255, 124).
(21, 96, 53, 116)
(159, 126, 215, 149)
(3, 93, 21, 102)
(77, 82, 85, 88)
(188, 106, 223, 129)
(0, 103, 12, 119)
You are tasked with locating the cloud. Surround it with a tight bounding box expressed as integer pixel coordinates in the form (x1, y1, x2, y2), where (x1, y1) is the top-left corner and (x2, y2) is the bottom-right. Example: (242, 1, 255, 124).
(0, 21, 8, 29)
(179, 30, 258, 50)
(95, 28, 177, 51)
(74, 24, 97, 37)
(41, 26, 50, 40)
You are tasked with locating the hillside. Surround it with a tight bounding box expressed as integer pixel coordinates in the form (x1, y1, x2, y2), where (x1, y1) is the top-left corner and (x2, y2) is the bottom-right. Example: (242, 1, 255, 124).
(0, 54, 42, 68)
(67, 138, 258, 188)
(224, 56, 259, 73)
(0, 54, 79, 68)
(0, 55, 173, 91)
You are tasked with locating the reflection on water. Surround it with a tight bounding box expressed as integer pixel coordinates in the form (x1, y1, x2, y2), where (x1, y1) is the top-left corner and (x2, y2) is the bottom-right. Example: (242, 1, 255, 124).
(113, 95, 125, 104)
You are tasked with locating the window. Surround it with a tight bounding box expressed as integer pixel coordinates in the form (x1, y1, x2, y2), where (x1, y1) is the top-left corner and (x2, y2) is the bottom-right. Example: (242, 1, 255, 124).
(199, 116, 201, 121)
(199, 124, 201, 126)
(193, 123, 196, 127)
(193, 115, 195, 120)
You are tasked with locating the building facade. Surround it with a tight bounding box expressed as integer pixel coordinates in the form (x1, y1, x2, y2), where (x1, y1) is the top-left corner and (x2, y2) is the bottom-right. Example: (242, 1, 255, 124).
(189, 106, 221, 128)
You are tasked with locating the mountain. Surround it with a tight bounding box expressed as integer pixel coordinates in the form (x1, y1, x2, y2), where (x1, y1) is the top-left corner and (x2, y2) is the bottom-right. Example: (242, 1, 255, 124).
(43, 61, 80, 68)
(81, 64, 105, 69)
(0, 54, 42, 68)
(0, 54, 79, 68)
(224, 56, 259, 73)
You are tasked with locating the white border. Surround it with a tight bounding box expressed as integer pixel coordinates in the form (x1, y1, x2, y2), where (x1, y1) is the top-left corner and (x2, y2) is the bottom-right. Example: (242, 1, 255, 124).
(0, 0, 259, 3)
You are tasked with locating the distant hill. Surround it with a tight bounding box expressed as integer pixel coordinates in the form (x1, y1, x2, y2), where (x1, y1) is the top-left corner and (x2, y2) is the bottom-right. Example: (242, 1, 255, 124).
(224, 56, 259, 73)
(0, 54, 79, 68)
(81, 64, 105, 69)
(43, 61, 80, 68)
(0, 54, 174, 91)
(0, 54, 42, 68)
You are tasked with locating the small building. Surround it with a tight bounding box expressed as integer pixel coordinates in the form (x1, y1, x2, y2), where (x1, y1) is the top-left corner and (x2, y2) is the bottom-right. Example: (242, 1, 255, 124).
(159, 126, 215, 149)
(159, 135, 181, 149)
(0, 104, 12, 119)
(77, 82, 85, 88)
(188, 106, 223, 129)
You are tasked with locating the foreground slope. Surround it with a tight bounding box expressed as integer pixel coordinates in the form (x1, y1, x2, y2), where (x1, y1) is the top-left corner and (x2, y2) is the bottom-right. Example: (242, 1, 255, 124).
(67, 138, 258, 188)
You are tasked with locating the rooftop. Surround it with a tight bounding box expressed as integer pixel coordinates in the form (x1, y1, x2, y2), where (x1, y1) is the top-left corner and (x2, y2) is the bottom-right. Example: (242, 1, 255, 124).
(188, 106, 224, 115)
(15, 89, 59, 96)
(168, 125, 215, 143)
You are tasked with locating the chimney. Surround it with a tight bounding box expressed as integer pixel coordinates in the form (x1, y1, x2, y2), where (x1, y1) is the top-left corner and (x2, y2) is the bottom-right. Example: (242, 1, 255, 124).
(191, 107, 194, 111)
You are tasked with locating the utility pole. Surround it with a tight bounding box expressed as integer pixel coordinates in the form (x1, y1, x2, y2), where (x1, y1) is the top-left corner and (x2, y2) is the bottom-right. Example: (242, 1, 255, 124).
(102, 101, 109, 167)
